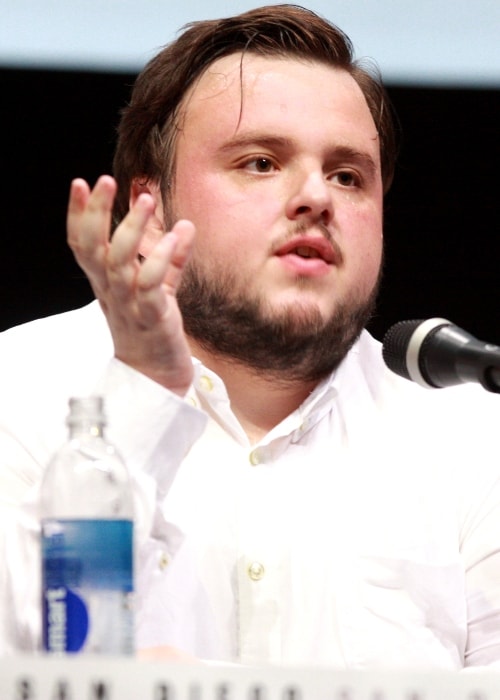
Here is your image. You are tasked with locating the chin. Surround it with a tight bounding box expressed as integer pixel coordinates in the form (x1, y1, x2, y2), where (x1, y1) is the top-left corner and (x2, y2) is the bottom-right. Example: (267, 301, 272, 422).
(264, 294, 333, 324)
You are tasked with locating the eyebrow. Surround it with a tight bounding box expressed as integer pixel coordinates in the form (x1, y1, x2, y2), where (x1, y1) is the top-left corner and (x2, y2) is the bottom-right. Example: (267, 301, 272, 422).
(218, 133, 294, 155)
(218, 132, 379, 176)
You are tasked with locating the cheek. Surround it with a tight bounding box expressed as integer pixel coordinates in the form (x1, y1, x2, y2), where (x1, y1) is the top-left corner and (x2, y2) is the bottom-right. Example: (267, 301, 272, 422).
(175, 169, 234, 232)
(345, 209, 383, 288)
(359, 243, 383, 291)
(178, 185, 270, 262)
(187, 208, 251, 272)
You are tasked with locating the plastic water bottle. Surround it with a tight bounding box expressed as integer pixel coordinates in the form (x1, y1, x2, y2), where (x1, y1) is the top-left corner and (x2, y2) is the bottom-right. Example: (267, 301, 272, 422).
(41, 396, 134, 654)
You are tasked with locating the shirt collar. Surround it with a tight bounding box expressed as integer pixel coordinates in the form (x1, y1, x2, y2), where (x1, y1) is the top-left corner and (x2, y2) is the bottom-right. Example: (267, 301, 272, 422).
(185, 354, 346, 447)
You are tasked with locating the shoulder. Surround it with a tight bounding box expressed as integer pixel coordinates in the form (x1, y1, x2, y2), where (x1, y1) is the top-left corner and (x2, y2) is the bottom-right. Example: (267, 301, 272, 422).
(0, 299, 108, 343)
(347, 329, 499, 410)
(330, 332, 500, 520)
(341, 329, 500, 461)
(0, 301, 113, 400)
(0, 300, 111, 364)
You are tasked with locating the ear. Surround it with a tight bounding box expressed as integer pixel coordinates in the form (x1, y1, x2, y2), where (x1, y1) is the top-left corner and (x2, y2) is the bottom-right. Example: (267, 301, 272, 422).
(130, 178, 166, 258)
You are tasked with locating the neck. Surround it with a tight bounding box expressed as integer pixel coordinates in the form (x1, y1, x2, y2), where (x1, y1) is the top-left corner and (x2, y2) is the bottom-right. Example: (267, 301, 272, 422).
(190, 340, 318, 444)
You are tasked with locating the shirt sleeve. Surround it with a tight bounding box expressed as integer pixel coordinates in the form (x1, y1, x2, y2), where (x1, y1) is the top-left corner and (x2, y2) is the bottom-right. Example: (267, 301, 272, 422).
(95, 358, 207, 500)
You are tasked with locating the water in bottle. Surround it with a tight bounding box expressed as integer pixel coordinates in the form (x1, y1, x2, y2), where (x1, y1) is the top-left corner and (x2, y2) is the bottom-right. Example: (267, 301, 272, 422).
(41, 396, 134, 654)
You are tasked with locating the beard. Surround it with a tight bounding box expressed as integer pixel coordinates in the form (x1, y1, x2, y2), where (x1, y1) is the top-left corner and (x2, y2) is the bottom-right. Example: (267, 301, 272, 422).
(177, 257, 381, 383)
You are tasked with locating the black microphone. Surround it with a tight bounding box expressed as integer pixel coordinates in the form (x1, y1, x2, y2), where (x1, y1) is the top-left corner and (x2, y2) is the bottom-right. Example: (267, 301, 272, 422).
(382, 318, 500, 393)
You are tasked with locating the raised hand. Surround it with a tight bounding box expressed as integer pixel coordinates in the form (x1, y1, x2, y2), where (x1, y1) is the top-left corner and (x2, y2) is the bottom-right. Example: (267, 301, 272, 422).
(67, 175, 196, 396)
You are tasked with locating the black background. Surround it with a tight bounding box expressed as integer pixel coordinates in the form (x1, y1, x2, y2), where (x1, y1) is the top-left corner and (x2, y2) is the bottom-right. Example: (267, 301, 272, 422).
(1, 67, 498, 343)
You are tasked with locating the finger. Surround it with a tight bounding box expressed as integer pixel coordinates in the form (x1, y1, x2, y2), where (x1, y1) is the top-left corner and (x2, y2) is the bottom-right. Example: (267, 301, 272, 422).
(67, 175, 116, 251)
(66, 178, 91, 216)
(67, 176, 117, 286)
(107, 193, 156, 269)
(136, 220, 195, 295)
(104, 193, 157, 302)
(137, 232, 179, 292)
(66, 178, 91, 253)
(161, 220, 196, 294)
(131, 233, 179, 324)
(133, 221, 195, 325)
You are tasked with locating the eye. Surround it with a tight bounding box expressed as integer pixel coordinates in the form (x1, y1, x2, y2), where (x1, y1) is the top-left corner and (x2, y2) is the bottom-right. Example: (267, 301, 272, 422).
(243, 157, 276, 173)
(332, 170, 359, 187)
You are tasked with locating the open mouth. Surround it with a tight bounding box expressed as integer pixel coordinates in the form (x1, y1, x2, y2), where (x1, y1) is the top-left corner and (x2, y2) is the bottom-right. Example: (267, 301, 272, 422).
(293, 246, 322, 259)
(275, 237, 336, 265)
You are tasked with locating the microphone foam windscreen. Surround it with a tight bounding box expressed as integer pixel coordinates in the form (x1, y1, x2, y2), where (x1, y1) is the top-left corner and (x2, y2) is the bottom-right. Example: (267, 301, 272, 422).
(382, 320, 423, 380)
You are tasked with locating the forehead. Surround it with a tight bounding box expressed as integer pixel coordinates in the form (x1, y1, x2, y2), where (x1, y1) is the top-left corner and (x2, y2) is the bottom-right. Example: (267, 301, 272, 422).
(178, 52, 379, 157)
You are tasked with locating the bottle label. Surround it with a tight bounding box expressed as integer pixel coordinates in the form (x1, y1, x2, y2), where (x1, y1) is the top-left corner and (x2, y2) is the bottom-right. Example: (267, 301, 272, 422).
(41, 518, 134, 654)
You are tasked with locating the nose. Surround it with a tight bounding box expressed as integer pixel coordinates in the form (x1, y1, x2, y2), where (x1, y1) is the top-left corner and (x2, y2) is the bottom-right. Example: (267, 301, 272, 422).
(285, 169, 333, 225)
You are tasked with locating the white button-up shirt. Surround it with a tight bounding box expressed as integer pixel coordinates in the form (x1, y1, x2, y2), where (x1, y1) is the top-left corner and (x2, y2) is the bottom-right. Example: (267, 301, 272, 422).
(1, 301, 500, 668)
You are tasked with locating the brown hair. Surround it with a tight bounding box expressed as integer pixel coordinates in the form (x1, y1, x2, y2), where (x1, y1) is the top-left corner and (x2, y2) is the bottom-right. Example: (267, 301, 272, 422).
(112, 4, 398, 225)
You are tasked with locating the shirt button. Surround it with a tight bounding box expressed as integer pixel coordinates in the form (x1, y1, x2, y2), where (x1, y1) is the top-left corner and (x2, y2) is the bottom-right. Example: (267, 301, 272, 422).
(199, 375, 214, 392)
(158, 552, 170, 571)
(249, 449, 260, 466)
(248, 561, 265, 581)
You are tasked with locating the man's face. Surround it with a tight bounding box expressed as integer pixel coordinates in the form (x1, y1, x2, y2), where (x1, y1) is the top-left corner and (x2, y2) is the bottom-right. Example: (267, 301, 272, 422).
(170, 54, 384, 376)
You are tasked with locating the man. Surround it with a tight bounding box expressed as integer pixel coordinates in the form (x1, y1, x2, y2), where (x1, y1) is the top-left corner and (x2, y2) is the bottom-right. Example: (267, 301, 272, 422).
(1, 5, 500, 667)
